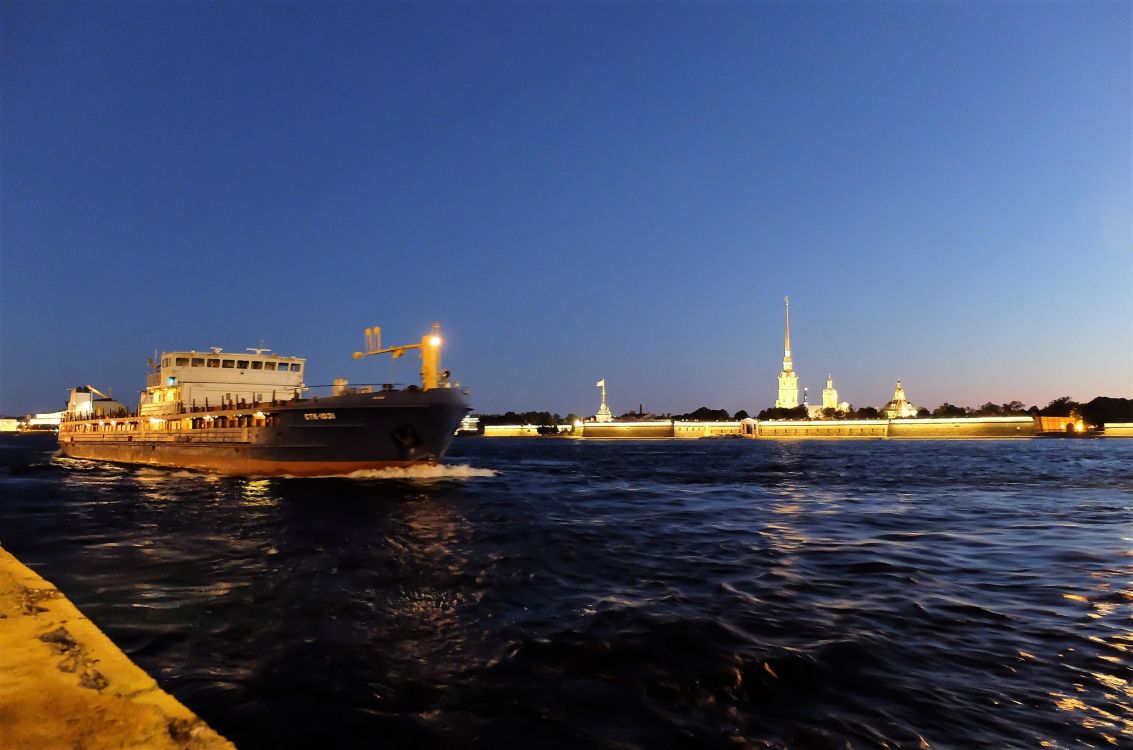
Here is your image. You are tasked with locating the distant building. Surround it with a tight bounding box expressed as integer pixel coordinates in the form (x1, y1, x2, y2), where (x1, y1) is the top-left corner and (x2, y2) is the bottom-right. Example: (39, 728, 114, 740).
(807, 374, 850, 417)
(823, 374, 850, 412)
(457, 415, 480, 434)
(822, 374, 839, 410)
(775, 297, 799, 408)
(882, 380, 920, 419)
(485, 424, 555, 437)
(24, 411, 64, 430)
(0, 418, 19, 432)
(1035, 416, 1084, 434)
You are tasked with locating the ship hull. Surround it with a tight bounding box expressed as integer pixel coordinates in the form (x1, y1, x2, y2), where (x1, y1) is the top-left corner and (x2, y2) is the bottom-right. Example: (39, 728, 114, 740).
(58, 389, 470, 477)
(57, 443, 438, 476)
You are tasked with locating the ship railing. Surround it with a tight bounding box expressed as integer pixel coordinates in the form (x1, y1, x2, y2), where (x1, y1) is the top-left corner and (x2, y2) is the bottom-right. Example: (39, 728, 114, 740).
(178, 383, 411, 412)
(301, 381, 462, 395)
(61, 408, 137, 423)
(66, 428, 253, 445)
(60, 380, 464, 424)
(267, 381, 462, 400)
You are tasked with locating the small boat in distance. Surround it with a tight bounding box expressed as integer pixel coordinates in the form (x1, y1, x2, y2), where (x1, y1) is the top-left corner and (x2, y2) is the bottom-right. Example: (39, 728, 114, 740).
(57, 323, 470, 476)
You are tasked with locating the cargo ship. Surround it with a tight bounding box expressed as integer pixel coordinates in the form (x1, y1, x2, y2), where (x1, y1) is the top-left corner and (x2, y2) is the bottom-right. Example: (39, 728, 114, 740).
(57, 323, 470, 476)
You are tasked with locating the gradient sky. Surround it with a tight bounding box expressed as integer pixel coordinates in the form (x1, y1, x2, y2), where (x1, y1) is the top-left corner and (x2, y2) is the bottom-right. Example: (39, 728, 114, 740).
(2, 1, 1130, 417)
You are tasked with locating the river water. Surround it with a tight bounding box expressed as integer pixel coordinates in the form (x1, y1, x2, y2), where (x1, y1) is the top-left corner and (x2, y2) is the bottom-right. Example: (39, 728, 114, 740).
(0, 433, 1130, 748)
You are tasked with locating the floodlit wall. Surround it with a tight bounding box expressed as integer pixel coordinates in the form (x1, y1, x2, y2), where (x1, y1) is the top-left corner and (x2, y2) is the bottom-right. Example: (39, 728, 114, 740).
(577, 421, 675, 439)
(483, 425, 544, 437)
(888, 417, 1034, 439)
(485, 417, 1043, 440)
(1104, 423, 1133, 437)
(756, 420, 888, 438)
(751, 416, 1036, 439)
(673, 421, 743, 438)
(27, 411, 65, 428)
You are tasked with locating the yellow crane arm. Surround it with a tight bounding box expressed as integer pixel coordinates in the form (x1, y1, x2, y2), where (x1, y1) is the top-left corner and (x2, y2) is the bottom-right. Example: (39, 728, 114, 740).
(351, 322, 444, 389)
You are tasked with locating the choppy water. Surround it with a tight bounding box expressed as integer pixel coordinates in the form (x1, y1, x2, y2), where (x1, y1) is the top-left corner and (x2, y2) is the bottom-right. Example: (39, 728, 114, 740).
(1, 433, 1130, 749)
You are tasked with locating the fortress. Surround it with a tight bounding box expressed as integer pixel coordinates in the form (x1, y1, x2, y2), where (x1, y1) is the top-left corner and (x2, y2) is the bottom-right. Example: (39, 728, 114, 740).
(484, 296, 1092, 440)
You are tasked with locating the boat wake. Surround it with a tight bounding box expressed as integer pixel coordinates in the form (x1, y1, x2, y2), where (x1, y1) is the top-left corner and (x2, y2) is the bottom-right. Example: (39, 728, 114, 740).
(297, 464, 497, 481)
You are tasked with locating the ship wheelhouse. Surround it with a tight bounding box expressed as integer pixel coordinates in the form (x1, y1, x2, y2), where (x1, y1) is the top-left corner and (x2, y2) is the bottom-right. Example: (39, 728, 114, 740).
(139, 349, 306, 416)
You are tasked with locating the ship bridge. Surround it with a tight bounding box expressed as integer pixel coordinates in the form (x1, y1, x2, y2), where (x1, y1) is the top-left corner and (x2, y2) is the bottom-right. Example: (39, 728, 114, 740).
(141, 349, 305, 415)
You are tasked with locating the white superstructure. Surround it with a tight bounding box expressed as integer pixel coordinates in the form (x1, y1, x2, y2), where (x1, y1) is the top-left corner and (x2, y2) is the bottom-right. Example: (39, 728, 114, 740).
(139, 349, 305, 416)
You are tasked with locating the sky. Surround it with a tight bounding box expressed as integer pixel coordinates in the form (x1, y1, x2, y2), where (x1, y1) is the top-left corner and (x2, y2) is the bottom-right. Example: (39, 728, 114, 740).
(1, 1, 1130, 417)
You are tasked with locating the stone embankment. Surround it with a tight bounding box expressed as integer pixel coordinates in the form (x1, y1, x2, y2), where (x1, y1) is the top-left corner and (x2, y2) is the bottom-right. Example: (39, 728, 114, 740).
(0, 545, 235, 750)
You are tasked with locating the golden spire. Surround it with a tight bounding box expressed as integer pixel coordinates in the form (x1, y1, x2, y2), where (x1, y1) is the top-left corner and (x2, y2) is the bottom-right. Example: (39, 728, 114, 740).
(782, 296, 793, 371)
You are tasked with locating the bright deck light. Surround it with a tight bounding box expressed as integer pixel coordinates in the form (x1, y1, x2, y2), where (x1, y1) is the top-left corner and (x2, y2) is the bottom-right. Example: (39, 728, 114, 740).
(429, 336, 442, 347)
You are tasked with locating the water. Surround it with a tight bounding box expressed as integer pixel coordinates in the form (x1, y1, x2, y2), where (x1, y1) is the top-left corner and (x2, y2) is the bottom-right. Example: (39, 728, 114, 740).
(1, 433, 1130, 749)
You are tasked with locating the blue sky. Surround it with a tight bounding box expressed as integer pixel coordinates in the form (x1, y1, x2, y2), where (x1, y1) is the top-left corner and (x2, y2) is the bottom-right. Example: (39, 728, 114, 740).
(2, 1, 1129, 416)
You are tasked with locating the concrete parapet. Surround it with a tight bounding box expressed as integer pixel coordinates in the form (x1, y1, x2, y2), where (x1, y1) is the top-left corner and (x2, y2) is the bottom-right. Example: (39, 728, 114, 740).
(0, 546, 235, 750)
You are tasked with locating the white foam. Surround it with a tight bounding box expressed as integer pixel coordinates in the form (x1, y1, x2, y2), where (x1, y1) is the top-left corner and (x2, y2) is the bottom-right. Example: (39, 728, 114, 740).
(292, 463, 497, 481)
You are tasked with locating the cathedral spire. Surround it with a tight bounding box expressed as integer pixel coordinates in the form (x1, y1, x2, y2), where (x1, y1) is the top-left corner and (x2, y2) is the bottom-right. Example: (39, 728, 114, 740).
(782, 296, 792, 371)
(774, 295, 800, 409)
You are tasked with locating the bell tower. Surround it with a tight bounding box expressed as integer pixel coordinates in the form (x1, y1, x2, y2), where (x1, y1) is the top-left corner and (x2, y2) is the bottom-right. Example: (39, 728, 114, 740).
(822, 374, 839, 410)
(775, 296, 799, 409)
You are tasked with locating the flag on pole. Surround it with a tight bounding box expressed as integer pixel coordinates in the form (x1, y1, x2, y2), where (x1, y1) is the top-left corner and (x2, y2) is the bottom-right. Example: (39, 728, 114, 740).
(596, 379, 605, 387)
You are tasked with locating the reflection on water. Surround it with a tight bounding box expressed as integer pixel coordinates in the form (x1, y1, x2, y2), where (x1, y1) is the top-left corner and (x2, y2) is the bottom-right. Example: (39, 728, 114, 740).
(240, 479, 275, 507)
(1049, 572, 1133, 746)
(1, 434, 1131, 749)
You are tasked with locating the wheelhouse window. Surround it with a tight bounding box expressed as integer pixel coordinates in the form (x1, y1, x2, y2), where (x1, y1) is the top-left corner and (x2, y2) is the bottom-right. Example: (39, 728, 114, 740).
(175, 357, 189, 366)
(207, 359, 220, 368)
(290, 363, 302, 372)
(237, 360, 249, 369)
(251, 361, 263, 370)
(264, 362, 276, 371)
(222, 360, 235, 369)
(191, 358, 204, 367)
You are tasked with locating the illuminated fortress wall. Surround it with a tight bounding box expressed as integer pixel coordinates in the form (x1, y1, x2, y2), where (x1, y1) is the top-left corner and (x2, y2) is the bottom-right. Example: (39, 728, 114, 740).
(752, 417, 1036, 439)
(483, 425, 544, 437)
(887, 417, 1034, 438)
(487, 418, 1042, 440)
(673, 421, 744, 438)
(754, 420, 888, 438)
(577, 421, 676, 438)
